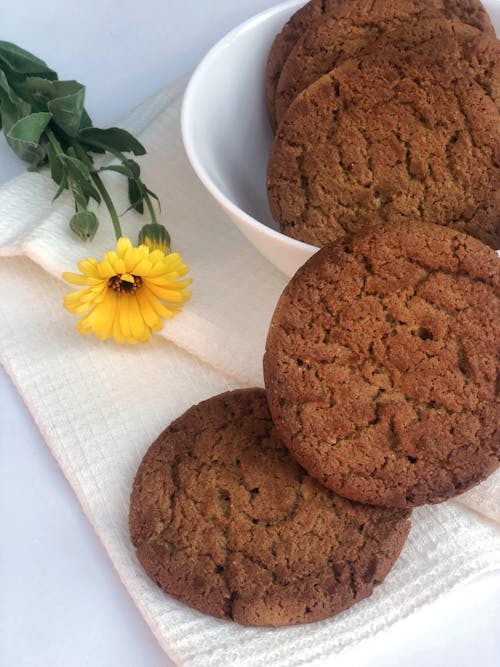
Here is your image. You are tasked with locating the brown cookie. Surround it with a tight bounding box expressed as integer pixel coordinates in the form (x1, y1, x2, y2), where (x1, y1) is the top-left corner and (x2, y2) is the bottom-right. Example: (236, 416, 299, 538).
(265, 0, 494, 129)
(267, 47, 500, 249)
(276, 16, 500, 125)
(129, 388, 411, 626)
(264, 222, 500, 509)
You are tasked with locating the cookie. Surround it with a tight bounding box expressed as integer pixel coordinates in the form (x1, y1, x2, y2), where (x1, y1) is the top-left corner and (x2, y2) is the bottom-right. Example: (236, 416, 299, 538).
(267, 47, 500, 249)
(129, 388, 411, 626)
(275, 16, 500, 125)
(264, 222, 500, 509)
(265, 0, 494, 129)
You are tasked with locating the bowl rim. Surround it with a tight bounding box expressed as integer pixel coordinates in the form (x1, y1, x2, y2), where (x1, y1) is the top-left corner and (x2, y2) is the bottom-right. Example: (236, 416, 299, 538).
(180, 0, 317, 255)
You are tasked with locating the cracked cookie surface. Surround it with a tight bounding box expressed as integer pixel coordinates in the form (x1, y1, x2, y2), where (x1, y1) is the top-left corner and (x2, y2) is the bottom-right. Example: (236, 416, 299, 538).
(263, 222, 500, 508)
(265, 0, 494, 130)
(267, 45, 500, 248)
(276, 17, 500, 125)
(129, 388, 411, 626)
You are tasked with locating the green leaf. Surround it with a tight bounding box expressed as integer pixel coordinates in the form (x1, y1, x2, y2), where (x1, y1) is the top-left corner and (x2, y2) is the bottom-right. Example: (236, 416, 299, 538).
(0, 70, 18, 103)
(123, 158, 140, 178)
(0, 96, 30, 134)
(59, 154, 90, 181)
(99, 164, 136, 178)
(81, 178, 101, 204)
(0, 41, 57, 79)
(0, 73, 30, 136)
(0, 70, 20, 131)
(9, 75, 54, 108)
(46, 141, 64, 184)
(52, 170, 68, 202)
(79, 126, 146, 155)
(71, 180, 89, 209)
(127, 178, 144, 213)
(7, 138, 47, 166)
(51, 80, 84, 98)
(1, 103, 48, 165)
(7, 111, 51, 145)
(100, 158, 140, 179)
(65, 155, 90, 180)
(10, 78, 89, 126)
(146, 187, 161, 211)
(66, 145, 78, 159)
(47, 81, 86, 136)
(0, 93, 30, 132)
(79, 107, 93, 130)
(48, 151, 85, 203)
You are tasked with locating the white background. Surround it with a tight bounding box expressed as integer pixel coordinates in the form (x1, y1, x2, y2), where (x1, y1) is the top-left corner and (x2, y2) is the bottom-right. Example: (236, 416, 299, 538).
(0, 1, 499, 665)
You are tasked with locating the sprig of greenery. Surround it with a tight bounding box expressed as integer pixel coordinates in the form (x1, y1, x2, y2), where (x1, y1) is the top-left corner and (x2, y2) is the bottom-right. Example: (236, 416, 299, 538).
(0, 41, 160, 241)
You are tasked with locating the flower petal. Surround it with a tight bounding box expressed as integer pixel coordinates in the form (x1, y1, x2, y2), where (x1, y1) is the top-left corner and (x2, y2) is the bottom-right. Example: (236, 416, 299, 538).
(63, 273, 92, 286)
(76, 258, 99, 276)
(141, 286, 175, 319)
(128, 294, 148, 340)
(136, 289, 162, 330)
(112, 303, 126, 344)
(120, 273, 134, 283)
(98, 260, 117, 278)
(130, 259, 153, 276)
(146, 283, 191, 302)
(117, 237, 132, 256)
(119, 297, 132, 338)
(113, 258, 126, 275)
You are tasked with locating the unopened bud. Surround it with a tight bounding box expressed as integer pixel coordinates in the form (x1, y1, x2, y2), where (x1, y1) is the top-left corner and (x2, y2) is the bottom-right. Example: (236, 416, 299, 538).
(138, 223, 171, 254)
(70, 210, 98, 241)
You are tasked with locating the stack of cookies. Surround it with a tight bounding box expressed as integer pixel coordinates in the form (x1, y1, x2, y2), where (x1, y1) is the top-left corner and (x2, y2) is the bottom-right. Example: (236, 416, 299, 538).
(128, 0, 500, 629)
(129, 221, 499, 628)
(129, 386, 412, 627)
(266, 0, 500, 250)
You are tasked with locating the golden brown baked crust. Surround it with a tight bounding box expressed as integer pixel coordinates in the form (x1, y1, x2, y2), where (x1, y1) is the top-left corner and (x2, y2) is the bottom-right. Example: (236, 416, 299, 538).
(129, 388, 411, 626)
(275, 17, 500, 125)
(267, 47, 500, 249)
(265, 0, 494, 129)
(264, 222, 500, 508)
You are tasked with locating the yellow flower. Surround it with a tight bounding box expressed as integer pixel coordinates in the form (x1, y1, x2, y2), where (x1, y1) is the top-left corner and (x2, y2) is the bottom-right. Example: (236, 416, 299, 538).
(63, 237, 191, 344)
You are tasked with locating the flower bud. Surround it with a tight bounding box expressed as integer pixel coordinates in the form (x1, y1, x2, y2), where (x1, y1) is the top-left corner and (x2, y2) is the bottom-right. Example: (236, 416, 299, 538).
(138, 223, 171, 254)
(70, 210, 99, 241)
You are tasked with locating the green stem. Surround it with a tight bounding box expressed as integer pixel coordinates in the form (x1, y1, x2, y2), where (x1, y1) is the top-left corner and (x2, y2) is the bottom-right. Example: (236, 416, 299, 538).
(104, 147, 159, 226)
(143, 189, 158, 225)
(85, 143, 160, 227)
(70, 141, 123, 240)
(46, 128, 78, 209)
(46, 128, 64, 157)
(93, 145, 159, 222)
(91, 172, 123, 240)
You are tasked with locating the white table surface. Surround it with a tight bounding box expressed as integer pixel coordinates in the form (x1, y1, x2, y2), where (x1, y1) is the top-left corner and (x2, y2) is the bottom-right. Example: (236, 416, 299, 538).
(0, 2, 499, 665)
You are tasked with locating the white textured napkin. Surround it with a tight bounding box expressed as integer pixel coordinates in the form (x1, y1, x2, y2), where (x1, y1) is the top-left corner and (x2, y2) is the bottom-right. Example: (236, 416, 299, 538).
(0, 80, 499, 667)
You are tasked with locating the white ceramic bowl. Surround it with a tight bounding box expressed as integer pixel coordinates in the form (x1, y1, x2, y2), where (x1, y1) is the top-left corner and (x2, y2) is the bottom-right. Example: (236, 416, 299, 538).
(181, 0, 500, 276)
(181, 0, 314, 277)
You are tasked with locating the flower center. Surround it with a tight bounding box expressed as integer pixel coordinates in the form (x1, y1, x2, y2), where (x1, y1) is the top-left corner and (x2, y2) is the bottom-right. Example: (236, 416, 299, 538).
(108, 274, 143, 294)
